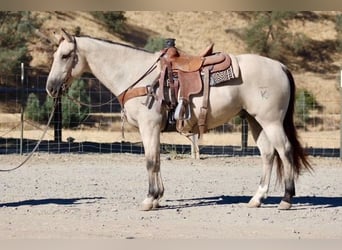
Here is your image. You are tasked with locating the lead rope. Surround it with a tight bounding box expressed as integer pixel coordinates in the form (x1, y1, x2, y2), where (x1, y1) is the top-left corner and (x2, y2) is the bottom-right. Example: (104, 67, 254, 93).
(0, 97, 58, 172)
(66, 94, 116, 108)
(117, 57, 160, 141)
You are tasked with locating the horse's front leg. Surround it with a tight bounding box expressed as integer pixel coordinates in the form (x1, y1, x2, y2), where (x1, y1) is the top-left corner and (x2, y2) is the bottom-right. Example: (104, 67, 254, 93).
(139, 119, 164, 211)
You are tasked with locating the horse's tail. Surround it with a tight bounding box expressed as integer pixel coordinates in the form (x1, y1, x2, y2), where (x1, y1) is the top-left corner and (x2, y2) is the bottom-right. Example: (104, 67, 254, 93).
(275, 67, 313, 181)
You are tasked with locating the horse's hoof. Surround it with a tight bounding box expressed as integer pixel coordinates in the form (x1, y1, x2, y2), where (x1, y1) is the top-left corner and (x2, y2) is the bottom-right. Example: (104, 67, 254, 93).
(278, 200, 292, 210)
(247, 199, 261, 208)
(141, 198, 153, 211)
(152, 199, 160, 209)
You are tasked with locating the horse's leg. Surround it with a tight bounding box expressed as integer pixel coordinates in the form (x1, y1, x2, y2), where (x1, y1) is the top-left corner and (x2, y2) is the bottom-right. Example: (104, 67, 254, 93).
(244, 113, 275, 208)
(258, 121, 295, 210)
(139, 120, 164, 211)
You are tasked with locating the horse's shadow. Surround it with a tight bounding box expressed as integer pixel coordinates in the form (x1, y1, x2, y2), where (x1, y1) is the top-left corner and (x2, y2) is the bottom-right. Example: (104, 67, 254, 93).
(160, 195, 342, 210)
(2, 195, 341, 210)
(0, 197, 105, 208)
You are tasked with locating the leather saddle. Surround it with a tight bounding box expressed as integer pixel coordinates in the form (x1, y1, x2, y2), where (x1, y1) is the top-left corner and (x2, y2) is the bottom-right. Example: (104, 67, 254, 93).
(157, 38, 235, 136)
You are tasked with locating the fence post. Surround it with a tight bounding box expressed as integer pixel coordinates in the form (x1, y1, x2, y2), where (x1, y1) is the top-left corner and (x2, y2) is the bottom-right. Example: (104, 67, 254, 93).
(54, 96, 62, 151)
(20, 63, 24, 155)
(340, 70, 342, 160)
(190, 134, 200, 159)
(241, 117, 248, 151)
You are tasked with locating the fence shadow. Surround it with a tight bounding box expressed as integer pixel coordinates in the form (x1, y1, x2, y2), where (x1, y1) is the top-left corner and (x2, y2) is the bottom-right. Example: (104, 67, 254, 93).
(0, 137, 340, 157)
(160, 195, 342, 210)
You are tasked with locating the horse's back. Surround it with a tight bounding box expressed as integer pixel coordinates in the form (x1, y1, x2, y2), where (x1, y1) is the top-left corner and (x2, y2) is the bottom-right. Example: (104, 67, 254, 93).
(236, 54, 287, 81)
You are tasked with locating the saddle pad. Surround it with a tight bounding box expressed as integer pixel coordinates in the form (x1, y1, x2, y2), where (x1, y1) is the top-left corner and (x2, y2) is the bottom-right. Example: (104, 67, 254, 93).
(208, 66, 235, 86)
(229, 54, 240, 78)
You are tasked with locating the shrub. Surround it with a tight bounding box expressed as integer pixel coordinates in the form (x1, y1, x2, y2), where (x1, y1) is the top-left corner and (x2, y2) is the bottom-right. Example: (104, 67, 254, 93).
(144, 37, 165, 52)
(243, 11, 297, 62)
(0, 11, 38, 75)
(336, 14, 342, 52)
(295, 89, 319, 126)
(90, 11, 126, 33)
(60, 79, 90, 128)
(25, 93, 44, 122)
(290, 33, 311, 56)
(25, 79, 90, 128)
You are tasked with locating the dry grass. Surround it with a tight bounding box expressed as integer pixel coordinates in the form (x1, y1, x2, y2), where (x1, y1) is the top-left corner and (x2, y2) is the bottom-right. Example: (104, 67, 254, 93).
(1, 11, 341, 150)
(0, 112, 340, 148)
(124, 11, 341, 115)
(27, 11, 341, 115)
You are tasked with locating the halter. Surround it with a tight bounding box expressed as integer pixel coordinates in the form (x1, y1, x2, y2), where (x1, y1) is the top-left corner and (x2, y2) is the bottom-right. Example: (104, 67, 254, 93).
(61, 37, 78, 93)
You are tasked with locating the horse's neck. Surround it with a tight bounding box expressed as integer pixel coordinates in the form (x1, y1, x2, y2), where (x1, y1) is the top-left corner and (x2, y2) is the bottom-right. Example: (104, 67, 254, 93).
(77, 37, 160, 96)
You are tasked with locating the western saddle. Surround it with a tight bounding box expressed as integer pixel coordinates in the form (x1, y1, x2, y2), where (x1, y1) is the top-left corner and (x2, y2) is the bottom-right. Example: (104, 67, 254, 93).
(118, 38, 236, 137)
(157, 38, 233, 136)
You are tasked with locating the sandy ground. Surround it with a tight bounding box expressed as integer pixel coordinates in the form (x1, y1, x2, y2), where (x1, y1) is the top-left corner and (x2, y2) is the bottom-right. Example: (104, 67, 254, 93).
(0, 153, 341, 239)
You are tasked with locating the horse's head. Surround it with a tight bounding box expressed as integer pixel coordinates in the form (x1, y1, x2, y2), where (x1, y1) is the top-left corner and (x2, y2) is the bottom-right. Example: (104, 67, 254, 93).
(46, 29, 85, 98)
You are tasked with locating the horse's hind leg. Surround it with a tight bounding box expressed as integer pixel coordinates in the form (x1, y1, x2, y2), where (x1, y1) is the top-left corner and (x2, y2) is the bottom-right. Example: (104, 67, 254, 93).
(244, 113, 275, 208)
(139, 120, 164, 211)
(259, 121, 295, 210)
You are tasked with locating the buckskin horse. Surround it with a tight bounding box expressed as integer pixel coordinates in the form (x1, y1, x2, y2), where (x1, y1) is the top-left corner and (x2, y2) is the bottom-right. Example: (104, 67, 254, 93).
(46, 29, 312, 211)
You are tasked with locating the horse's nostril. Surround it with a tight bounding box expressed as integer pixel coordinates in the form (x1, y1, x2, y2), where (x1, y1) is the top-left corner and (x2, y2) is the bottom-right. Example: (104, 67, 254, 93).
(46, 85, 56, 97)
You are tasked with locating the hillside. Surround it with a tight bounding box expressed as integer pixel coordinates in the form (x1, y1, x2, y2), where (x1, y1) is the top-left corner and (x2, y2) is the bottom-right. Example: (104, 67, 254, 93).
(24, 11, 342, 116)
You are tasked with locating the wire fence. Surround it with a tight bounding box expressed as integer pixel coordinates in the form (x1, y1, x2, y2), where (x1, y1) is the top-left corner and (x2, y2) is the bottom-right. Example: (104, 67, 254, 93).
(0, 67, 341, 157)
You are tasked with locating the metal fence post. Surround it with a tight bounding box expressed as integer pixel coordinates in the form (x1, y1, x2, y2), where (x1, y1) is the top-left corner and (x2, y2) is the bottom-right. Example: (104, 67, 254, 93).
(190, 134, 200, 159)
(54, 96, 62, 152)
(241, 117, 248, 151)
(340, 70, 342, 160)
(20, 63, 24, 155)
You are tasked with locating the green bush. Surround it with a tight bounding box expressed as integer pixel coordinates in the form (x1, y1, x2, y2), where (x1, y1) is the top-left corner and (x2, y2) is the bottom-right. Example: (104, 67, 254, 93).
(0, 11, 38, 75)
(295, 89, 319, 126)
(25, 93, 44, 122)
(243, 11, 296, 62)
(144, 37, 165, 52)
(336, 14, 342, 52)
(90, 11, 126, 33)
(60, 79, 90, 128)
(290, 33, 311, 56)
(25, 79, 90, 128)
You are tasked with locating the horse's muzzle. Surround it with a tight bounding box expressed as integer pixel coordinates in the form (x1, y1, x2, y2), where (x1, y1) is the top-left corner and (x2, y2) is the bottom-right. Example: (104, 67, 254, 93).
(46, 80, 64, 98)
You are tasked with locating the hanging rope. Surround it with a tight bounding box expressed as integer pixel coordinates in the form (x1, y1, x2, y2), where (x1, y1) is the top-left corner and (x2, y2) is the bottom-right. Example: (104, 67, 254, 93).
(0, 98, 58, 172)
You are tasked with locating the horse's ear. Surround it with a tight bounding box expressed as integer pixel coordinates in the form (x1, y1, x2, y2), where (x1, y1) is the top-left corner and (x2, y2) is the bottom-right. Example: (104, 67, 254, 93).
(53, 30, 64, 45)
(61, 28, 74, 43)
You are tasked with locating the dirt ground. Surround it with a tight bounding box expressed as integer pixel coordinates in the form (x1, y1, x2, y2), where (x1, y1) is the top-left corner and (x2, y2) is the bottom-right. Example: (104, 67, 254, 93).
(0, 153, 341, 239)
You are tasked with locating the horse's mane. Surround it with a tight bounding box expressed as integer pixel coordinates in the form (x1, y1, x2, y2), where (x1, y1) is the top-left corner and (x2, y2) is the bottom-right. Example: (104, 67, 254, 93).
(76, 35, 152, 53)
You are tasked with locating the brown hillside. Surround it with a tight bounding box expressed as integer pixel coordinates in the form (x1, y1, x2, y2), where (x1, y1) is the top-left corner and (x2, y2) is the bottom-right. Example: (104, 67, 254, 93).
(28, 11, 341, 115)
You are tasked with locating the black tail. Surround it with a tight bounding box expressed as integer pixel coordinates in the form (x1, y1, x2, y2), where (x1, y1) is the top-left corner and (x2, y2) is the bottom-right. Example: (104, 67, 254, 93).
(275, 67, 313, 181)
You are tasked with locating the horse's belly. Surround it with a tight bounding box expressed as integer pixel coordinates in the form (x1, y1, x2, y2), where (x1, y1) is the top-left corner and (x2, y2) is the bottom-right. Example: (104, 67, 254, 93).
(191, 85, 242, 130)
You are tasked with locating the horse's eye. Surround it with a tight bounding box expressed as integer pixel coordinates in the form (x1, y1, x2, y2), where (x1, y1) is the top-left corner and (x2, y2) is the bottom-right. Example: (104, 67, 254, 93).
(61, 52, 72, 59)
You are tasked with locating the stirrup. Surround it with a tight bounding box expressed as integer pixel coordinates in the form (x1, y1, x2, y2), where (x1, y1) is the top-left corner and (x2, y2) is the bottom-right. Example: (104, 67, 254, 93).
(174, 98, 191, 120)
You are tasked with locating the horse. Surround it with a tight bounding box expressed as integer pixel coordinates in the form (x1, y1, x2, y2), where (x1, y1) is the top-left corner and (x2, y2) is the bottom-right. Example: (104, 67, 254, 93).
(46, 29, 312, 211)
